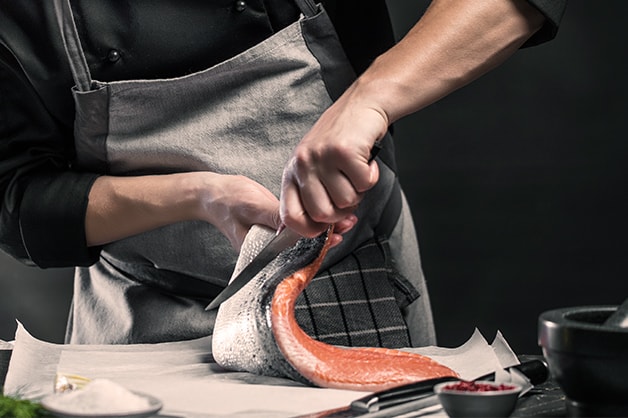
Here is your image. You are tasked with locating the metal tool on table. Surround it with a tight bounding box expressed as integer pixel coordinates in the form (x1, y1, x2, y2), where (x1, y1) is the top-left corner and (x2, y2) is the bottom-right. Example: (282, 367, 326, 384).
(205, 140, 383, 311)
(603, 297, 628, 328)
(293, 358, 549, 418)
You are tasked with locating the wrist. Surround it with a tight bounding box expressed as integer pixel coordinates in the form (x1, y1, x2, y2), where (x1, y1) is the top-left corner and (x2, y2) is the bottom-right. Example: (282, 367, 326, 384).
(350, 56, 428, 125)
(175, 172, 222, 224)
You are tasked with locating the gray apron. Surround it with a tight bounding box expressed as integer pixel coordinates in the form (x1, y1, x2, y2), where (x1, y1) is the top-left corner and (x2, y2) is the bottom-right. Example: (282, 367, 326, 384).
(54, 0, 435, 347)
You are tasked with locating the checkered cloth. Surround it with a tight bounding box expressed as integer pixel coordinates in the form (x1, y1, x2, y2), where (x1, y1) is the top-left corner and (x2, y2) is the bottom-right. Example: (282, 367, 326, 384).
(296, 238, 420, 348)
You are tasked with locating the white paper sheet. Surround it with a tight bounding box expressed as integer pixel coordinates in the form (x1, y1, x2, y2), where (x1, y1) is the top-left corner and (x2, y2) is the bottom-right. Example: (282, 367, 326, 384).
(4, 322, 523, 417)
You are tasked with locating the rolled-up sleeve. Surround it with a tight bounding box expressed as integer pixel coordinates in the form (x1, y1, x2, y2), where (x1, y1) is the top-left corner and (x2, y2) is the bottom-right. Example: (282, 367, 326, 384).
(18, 172, 101, 267)
(0, 26, 102, 268)
(524, 0, 568, 47)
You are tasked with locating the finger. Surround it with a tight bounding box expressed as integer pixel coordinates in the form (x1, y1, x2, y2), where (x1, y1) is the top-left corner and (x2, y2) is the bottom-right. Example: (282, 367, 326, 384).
(329, 233, 344, 248)
(282, 155, 336, 226)
(281, 177, 329, 237)
(368, 159, 380, 188)
(248, 187, 281, 231)
(319, 169, 363, 210)
(330, 145, 379, 194)
(315, 155, 374, 212)
(297, 175, 339, 224)
(333, 213, 358, 235)
(292, 163, 357, 225)
(256, 207, 281, 232)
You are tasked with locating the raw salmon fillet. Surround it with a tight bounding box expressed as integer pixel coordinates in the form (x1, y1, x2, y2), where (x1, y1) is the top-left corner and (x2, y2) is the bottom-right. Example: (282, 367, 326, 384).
(212, 225, 458, 391)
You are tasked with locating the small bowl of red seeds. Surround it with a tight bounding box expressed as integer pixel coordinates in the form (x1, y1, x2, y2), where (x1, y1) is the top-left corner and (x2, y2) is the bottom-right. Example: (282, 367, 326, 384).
(433, 380, 523, 418)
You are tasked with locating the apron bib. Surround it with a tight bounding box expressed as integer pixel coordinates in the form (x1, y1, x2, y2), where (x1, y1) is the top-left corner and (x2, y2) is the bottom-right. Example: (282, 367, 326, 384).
(54, 0, 430, 346)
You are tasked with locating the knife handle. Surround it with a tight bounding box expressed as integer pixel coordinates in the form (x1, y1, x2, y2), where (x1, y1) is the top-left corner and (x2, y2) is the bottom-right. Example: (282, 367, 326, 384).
(350, 376, 455, 412)
(507, 358, 549, 385)
(473, 358, 548, 386)
(350, 358, 548, 413)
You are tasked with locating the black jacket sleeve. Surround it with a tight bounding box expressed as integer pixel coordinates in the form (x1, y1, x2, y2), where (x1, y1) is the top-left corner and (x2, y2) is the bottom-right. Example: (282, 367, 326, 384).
(0, 5, 102, 268)
(524, 0, 568, 47)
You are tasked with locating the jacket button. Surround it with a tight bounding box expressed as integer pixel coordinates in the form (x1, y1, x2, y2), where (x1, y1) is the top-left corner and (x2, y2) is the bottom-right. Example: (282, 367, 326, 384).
(107, 49, 121, 63)
(235, 0, 246, 12)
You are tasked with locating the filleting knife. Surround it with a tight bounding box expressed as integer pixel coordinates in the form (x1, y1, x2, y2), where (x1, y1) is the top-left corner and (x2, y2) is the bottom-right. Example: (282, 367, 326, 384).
(292, 358, 549, 418)
(205, 225, 302, 310)
(205, 140, 383, 311)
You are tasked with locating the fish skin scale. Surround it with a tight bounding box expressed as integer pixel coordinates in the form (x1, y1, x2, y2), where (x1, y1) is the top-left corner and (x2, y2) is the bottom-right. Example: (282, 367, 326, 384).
(212, 226, 328, 385)
(213, 225, 458, 392)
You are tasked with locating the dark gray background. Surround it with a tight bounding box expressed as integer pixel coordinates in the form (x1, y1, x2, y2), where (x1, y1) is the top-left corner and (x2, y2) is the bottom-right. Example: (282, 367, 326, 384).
(1, 1, 626, 355)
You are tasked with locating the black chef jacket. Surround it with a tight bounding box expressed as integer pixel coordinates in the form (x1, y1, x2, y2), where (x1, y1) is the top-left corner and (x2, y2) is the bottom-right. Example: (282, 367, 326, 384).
(0, 0, 566, 268)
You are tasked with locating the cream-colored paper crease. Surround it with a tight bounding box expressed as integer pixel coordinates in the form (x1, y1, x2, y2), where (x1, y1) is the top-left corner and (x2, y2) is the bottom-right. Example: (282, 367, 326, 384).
(4, 321, 524, 417)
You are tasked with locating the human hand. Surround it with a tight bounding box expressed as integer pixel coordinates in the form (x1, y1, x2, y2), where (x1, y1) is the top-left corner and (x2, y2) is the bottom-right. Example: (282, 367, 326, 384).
(197, 173, 281, 251)
(280, 87, 389, 242)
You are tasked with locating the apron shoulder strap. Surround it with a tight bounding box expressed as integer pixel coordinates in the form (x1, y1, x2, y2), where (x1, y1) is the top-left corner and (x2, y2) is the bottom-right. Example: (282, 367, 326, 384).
(53, 0, 94, 92)
(294, 0, 319, 17)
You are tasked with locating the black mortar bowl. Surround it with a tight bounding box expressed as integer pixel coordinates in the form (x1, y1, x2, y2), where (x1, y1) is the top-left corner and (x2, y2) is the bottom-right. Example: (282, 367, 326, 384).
(538, 305, 628, 417)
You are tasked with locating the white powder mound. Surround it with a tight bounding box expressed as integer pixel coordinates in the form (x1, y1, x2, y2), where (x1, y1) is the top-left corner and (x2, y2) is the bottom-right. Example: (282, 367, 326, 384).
(44, 378, 152, 414)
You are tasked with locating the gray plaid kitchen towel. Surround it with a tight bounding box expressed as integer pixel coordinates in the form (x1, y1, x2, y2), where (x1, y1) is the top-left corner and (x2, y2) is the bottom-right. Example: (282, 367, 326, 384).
(297, 238, 419, 348)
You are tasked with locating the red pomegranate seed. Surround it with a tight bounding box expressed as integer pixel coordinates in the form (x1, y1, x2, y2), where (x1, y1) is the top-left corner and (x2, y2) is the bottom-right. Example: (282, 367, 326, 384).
(443, 381, 516, 392)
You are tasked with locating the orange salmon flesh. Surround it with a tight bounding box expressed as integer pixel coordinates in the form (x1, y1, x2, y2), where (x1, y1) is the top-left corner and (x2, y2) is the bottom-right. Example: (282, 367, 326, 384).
(270, 226, 459, 392)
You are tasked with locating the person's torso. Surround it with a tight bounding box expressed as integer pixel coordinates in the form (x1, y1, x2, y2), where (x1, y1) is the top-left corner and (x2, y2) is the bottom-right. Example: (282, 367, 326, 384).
(32, 0, 395, 84)
(55, 0, 408, 346)
(55, 0, 399, 292)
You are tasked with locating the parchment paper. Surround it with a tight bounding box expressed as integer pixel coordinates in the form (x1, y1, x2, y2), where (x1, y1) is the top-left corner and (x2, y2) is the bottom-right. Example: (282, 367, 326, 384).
(3, 322, 526, 417)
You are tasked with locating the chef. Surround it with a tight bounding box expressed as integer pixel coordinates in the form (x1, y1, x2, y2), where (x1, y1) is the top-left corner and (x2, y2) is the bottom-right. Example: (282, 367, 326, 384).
(0, 0, 566, 345)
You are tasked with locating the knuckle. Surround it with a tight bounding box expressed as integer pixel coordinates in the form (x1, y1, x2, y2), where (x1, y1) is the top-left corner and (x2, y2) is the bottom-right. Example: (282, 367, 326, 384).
(308, 207, 331, 223)
(334, 195, 358, 209)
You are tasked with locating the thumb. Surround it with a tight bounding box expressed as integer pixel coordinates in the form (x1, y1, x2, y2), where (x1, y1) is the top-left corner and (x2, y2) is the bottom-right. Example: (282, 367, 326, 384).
(263, 208, 282, 232)
(250, 204, 282, 234)
(367, 159, 380, 190)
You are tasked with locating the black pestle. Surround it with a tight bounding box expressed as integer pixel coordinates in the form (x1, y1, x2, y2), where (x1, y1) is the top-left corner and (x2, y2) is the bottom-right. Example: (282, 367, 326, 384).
(603, 298, 628, 328)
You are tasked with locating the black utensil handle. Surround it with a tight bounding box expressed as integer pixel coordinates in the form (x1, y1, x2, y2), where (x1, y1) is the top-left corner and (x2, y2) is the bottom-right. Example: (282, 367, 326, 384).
(510, 358, 549, 385)
(350, 376, 455, 412)
(350, 358, 549, 413)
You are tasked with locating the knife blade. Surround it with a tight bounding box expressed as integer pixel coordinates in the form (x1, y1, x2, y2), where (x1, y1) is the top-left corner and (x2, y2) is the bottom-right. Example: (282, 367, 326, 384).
(292, 358, 549, 418)
(205, 227, 301, 310)
(205, 140, 384, 311)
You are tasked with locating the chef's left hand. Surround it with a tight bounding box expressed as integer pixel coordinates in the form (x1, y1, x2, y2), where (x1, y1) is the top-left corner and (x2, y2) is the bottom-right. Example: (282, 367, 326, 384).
(280, 87, 388, 242)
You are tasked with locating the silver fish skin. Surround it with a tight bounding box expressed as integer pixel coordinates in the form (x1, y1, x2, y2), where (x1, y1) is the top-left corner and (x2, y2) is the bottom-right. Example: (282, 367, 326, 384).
(212, 225, 330, 384)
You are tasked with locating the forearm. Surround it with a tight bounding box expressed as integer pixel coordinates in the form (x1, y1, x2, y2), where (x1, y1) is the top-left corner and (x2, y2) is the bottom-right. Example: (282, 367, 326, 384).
(85, 171, 281, 250)
(351, 0, 546, 124)
(278, 0, 547, 235)
(85, 173, 205, 246)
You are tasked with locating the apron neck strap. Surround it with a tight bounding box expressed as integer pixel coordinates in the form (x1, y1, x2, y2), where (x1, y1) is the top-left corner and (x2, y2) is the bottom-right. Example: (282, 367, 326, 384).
(53, 0, 93, 92)
(294, 0, 319, 17)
